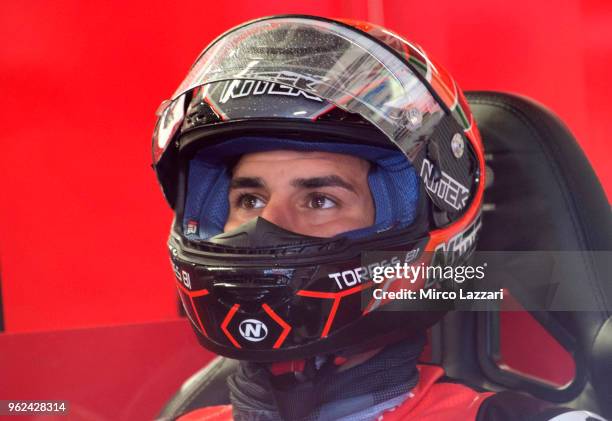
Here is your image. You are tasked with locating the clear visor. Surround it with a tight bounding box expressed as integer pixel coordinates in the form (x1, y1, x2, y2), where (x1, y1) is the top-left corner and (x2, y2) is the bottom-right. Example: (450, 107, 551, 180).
(154, 17, 444, 159)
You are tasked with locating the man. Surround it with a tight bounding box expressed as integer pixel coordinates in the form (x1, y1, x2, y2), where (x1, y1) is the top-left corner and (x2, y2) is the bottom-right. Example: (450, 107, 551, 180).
(152, 15, 605, 420)
(224, 150, 375, 237)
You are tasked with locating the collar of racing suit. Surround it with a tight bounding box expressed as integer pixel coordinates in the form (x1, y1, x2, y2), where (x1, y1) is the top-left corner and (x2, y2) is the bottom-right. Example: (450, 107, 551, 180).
(227, 334, 425, 421)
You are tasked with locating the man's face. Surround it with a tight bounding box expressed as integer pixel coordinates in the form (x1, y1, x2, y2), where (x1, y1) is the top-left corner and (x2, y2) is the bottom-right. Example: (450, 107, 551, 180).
(224, 150, 375, 237)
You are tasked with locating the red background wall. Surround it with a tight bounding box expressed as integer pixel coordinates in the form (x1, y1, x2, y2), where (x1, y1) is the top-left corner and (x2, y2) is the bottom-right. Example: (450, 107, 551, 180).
(1, 0, 611, 333)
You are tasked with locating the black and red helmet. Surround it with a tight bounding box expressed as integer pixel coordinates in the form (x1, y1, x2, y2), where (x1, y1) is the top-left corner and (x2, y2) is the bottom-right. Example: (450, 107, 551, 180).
(152, 15, 485, 362)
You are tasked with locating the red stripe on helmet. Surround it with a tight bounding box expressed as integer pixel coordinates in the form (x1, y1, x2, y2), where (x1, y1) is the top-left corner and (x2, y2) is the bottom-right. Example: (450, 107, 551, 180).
(262, 303, 292, 349)
(297, 283, 372, 338)
(221, 304, 242, 348)
(175, 284, 210, 336)
(175, 281, 210, 297)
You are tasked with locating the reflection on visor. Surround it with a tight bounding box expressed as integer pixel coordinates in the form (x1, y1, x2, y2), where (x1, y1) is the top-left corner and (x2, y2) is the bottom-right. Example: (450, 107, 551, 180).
(153, 17, 445, 162)
(153, 95, 185, 162)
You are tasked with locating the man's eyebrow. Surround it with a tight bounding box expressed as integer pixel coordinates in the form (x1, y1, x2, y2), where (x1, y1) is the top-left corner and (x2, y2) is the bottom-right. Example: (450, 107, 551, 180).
(291, 175, 356, 193)
(230, 177, 265, 189)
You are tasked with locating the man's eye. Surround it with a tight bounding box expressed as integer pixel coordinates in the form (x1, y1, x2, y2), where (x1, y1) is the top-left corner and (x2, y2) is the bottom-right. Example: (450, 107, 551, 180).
(237, 194, 266, 209)
(308, 194, 337, 209)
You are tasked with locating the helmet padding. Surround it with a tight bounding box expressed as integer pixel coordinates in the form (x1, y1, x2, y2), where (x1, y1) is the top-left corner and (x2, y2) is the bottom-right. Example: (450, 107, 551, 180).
(183, 137, 419, 240)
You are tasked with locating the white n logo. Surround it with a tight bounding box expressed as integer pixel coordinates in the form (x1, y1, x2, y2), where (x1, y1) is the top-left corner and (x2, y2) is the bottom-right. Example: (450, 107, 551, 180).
(238, 319, 268, 342)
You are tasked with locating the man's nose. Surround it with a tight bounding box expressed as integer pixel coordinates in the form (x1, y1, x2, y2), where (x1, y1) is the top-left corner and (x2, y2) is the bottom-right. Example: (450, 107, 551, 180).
(259, 199, 298, 233)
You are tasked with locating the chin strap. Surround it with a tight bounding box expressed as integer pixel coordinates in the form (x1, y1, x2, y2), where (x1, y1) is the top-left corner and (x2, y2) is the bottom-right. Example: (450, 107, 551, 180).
(228, 335, 425, 421)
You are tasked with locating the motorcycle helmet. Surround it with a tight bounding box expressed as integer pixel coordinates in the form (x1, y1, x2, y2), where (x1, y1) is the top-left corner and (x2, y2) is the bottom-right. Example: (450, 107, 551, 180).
(152, 15, 485, 361)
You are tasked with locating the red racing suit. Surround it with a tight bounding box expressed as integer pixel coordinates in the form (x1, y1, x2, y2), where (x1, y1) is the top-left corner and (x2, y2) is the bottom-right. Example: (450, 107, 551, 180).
(176, 364, 602, 420)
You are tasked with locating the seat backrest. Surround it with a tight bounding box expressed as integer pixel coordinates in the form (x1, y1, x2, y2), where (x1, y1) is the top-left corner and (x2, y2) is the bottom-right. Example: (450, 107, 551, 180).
(438, 91, 612, 417)
(157, 91, 612, 420)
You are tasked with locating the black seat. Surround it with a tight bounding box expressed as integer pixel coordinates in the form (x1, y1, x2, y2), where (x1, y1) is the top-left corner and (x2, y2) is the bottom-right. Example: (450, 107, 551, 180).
(158, 91, 612, 420)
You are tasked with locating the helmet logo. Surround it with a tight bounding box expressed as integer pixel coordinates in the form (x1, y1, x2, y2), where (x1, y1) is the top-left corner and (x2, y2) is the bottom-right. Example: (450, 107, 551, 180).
(186, 220, 199, 235)
(238, 319, 268, 342)
(219, 71, 324, 104)
(421, 158, 470, 211)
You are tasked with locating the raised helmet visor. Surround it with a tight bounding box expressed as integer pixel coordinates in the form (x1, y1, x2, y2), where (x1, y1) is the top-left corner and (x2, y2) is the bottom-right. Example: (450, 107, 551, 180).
(153, 16, 445, 164)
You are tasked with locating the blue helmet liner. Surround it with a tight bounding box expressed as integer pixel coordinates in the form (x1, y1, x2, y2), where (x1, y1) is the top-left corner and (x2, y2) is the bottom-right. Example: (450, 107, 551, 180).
(183, 137, 420, 240)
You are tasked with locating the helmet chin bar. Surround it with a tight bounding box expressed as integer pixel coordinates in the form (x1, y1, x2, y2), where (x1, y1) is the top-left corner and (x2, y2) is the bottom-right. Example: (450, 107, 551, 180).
(166, 205, 456, 361)
(194, 309, 442, 362)
(205, 218, 323, 311)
